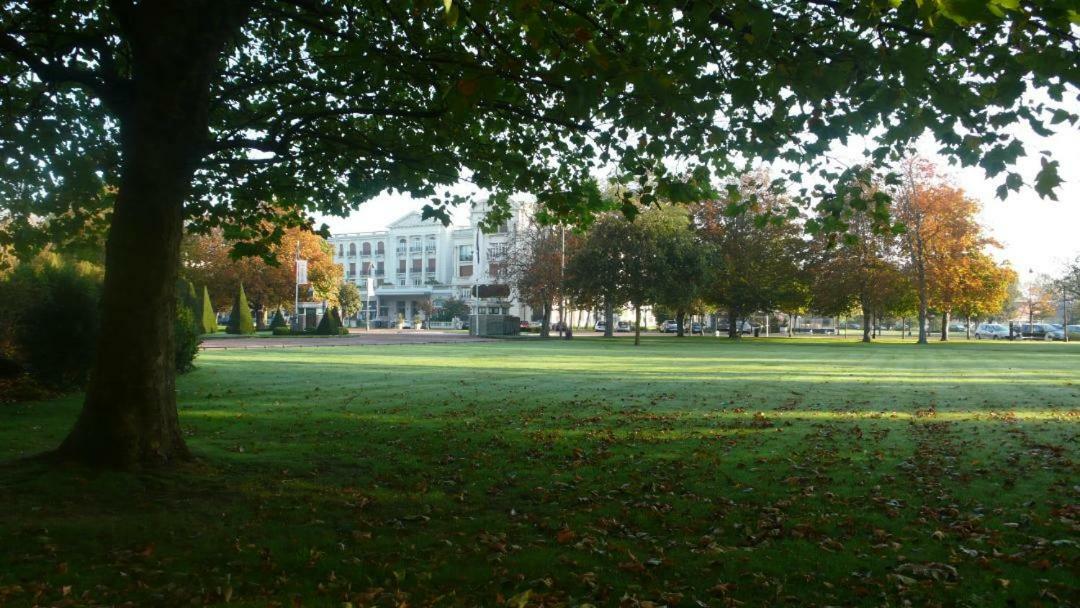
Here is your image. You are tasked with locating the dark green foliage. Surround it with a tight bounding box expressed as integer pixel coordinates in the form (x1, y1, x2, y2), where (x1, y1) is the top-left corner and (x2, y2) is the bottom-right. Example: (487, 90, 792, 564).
(14, 262, 101, 387)
(176, 278, 197, 311)
(174, 303, 201, 374)
(268, 309, 287, 330)
(271, 326, 292, 336)
(315, 307, 344, 335)
(226, 283, 255, 335)
(198, 285, 217, 334)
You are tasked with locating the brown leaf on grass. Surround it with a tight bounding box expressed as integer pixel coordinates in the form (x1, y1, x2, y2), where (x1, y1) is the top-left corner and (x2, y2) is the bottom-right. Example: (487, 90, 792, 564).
(556, 527, 576, 544)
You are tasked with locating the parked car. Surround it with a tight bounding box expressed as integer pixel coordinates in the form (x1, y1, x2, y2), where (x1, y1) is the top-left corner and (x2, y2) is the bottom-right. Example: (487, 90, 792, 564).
(615, 321, 632, 332)
(1046, 324, 1080, 341)
(691, 322, 704, 334)
(660, 320, 678, 333)
(594, 320, 607, 332)
(974, 323, 1009, 340)
(1018, 322, 1056, 340)
(520, 320, 532, 330)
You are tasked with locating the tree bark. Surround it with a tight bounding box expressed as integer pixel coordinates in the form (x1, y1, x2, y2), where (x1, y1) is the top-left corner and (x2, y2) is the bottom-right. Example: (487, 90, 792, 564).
(940, 310, 950, 341)
(862, 306, 872, 343)
(540, 302, 551, 337)
(728, 309, 738, 339)
(676, 309, 685, 337)
(604, 298, 614, 337)
(55, 2, 245, 468)
(965, 314, 972, 340)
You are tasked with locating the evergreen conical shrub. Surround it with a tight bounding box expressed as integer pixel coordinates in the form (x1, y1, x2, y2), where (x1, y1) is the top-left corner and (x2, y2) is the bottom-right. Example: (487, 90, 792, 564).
(198, 285, 217, 333)
(226, 283, 255, 334)
(315, 307, 343, 335)
(176, 277, 197, 310)
(269, 308, 287, 330)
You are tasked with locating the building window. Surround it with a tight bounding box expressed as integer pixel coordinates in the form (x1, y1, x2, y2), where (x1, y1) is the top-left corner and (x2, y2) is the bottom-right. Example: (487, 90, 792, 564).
(338, 244, 344, 256)
(411, 258, 422, 272)
(427, 258, 436, 272)
(459, 264, 473, 278)
(361, 261, 371, 275)
(488, 262, 504, 277)
(376, 261, 384, 275)
(362, 242, 371, 255)
(398, 259, 406, 273)
(458, 245, 474, 262)
(376, 242, 384, 254)
(348, 243, 356, 256)
(348, 262, 356, 277)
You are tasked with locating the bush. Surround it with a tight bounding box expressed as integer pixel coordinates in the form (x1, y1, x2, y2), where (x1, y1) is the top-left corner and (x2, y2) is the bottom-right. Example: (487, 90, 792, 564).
(315, 307, 343, 335)
(198, 285, 217, 334)
(269, 308, 287, 330)
(174, 302, 201, 374)
(226, 283, 255, 334)
(272, 326, 292, 336)
(0, 254, 204, 386)
(16, 261, 102, 387)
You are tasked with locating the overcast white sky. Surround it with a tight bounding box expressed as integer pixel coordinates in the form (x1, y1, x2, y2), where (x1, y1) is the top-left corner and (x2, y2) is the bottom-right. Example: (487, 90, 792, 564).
(318, 103, 1079, 280)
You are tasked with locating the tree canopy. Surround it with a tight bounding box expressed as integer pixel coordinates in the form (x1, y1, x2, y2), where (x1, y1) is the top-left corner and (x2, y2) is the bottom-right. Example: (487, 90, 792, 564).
(1, 0, 1076, 467)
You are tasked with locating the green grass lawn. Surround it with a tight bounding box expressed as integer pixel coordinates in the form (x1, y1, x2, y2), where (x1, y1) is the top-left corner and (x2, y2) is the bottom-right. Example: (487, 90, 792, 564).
(1, 338, 1077, 607)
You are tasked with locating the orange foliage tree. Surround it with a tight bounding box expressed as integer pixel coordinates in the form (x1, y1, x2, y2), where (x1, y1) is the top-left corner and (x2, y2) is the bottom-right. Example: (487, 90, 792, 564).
(895, 160, 1011, 342)
(181, 227, 341, 319)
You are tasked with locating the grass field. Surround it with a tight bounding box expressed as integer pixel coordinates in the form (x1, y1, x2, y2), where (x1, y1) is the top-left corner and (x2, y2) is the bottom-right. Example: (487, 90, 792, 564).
(1, 337, 1077, 607)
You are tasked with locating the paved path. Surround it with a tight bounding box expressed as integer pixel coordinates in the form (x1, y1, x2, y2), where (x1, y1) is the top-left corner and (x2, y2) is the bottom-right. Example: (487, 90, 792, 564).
(200, 330, 492, 350)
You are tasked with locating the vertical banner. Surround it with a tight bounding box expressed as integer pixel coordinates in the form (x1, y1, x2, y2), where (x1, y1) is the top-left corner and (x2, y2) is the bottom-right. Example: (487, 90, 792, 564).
(366, 277, 374, 298)
(296, 259, 308, 284)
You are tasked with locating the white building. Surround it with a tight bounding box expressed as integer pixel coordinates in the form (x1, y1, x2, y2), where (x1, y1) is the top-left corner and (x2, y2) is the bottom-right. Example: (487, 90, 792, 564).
(328, 199, 532, 325)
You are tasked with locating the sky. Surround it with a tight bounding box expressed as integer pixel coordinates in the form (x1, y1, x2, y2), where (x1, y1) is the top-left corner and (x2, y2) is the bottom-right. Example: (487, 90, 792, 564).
(318, 103, 1079, 281)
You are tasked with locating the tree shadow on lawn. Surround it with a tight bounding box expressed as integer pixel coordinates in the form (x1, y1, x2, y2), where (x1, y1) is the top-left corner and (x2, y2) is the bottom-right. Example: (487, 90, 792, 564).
(0, 342, 1077, 606)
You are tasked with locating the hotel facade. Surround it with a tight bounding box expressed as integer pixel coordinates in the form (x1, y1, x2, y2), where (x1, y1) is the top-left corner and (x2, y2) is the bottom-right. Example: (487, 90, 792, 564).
(327, 200, 533, 325)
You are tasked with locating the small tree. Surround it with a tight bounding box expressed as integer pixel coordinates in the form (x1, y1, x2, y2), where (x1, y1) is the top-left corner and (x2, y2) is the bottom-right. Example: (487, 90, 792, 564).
(337, 282, 362, 323)
(198, 285, 217, 334)
(268, 308, 287, 330)
(315, 307, 344, 335)
(225, 283, 255, 335)
(176, 278, 197, 311)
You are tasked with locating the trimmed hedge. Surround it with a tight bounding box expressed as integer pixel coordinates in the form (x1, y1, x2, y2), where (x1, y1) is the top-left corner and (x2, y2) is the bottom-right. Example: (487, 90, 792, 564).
(269, 308, 287, 330)
(315, 307, 342, 335)
(174, 303, 201, 373)
(226, 283, 255, 334)
(198, 285, 217, 334)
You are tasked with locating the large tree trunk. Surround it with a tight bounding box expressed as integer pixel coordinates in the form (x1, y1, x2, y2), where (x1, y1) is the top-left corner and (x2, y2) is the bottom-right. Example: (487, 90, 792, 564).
(604, 299, 614, 338)
(862, 306, 872, 343)
(55, 2, 244, 468)
(965, 314, 972, 340)
(940, 311, 950, 341)
(676, 309, 685, 337)
(728, 310, 738, 339)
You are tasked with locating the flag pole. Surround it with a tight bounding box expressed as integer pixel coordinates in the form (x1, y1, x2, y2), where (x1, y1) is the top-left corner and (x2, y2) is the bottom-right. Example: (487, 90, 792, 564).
(294, 240, 300, 330)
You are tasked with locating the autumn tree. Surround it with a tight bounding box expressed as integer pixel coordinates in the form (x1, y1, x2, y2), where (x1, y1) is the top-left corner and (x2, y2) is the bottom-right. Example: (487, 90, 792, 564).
(952, 254, 1015, 339)
(501, 218, 569, 337)
(2, 2, 1075, 467)
(695, 177, 808, 339)
(810, 198, 906, 343)
(894, 162, 1003, 341)
(182, 227, 341, 315)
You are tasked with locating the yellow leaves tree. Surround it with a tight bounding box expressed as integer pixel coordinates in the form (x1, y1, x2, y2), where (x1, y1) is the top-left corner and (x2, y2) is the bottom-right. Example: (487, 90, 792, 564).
(895, 159, 1004, 342)
(181, 227, 341, 319)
